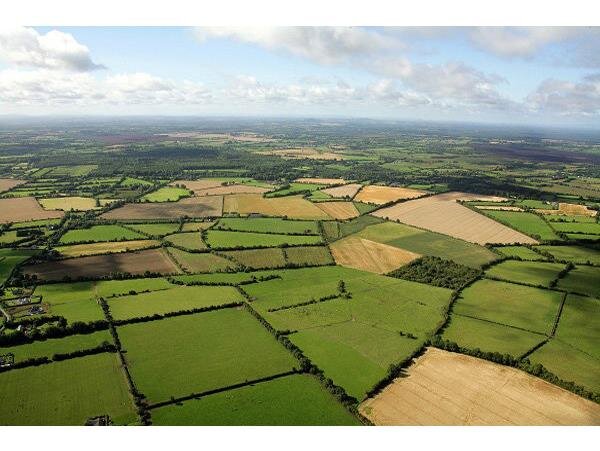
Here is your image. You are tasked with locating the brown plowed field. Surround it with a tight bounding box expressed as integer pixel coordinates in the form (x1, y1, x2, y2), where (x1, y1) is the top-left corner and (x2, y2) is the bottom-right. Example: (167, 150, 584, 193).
(100, 196, 223, 220)
(170, 179, 224, 193)
(193, 184, 270, 196)
(0, 197, 64, 224)
(373, 192, 537, 245)
(23, 248, 180, 281)
(330, 237, 420, 274)
(223, 194, 330, 220)
(354, 185, 426, 204)
(295, 178, 346, 185)
(315, 202, 359, 220)
(359, 348, 600, 425)
(0, 178, 25, 193)
(321, 183, 363, 198)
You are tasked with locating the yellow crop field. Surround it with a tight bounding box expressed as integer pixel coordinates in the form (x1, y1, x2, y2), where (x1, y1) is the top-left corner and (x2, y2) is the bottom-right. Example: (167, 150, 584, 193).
(315, 202, 360, 220)
(223, 194, 330, 220)
(354, 185, 426, 204)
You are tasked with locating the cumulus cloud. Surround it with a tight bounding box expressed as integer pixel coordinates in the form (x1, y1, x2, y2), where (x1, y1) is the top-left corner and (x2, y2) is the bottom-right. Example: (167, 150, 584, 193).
(0, 27, 104, 72)
(526, 74, 600, 115)
(195, 26, 402, 65)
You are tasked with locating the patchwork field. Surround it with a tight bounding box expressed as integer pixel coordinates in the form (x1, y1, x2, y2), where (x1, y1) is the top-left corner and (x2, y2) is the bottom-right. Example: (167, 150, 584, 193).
(125, 222, 181, 236)
(167, 247, 235, 272)
(321, 183, 362, 199)
(485, 260, 567, 286)
(557, 266, 600, 298)
(60, 225, 145, 244)
(354, 185, 426, 204)
(481, 210, 561, 241)
(0, 197, 64, 223)
(117, 309, 298, 403)
(141, 186, 190, 202)
(55, 240, 160, 258)
(0, 178, 25, 193)
(39, 196, 98, 211)
(101, 196, 223, 220)
(492, 245, 547, 260)
(150, 374, 360, 425)
(315, 201, 360, 220)
(330, 236, 420, 274)
(536, 245, 600, 265)
(0, 353, 136, 425)
(205, 230, 322, 249)
(223, 194, 330, 219)
(170, 179, 225, 194)
(359, 347, 600, 425)
(193, 184, 270, 196)
(295, 177, 346, 185)
(23, 248, 180, 281)
(223, 248, 287, 269)
(215, 217, 319, 234)
(284, 246, 334, 266)
(373, 193, 538, 245)
(164, 232, 206, 250)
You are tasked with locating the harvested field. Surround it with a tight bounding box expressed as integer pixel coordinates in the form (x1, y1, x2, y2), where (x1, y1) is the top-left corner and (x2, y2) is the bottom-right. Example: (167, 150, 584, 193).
(101, 196, 223, 220)
(536, 203, 597, 217)
(373, 192, 538, 245)
(330, 237, 420, 274)
(320, 183, 362, 198)
(193, 184, 270, 196)
(0, 178, 25, 193)
(435, 192, 508, 202)
(223, 194, 330, 220)
(170, 179, 224, 193)
(38, 196, 98, 211)
(0, 197, 64, 224)
(315, 201, 359, 220)
(56, 240, 160, 257)
(295, 178, 346, 185)
(354, 185, 426, 204)
(359, 347, 600, 425)
(23, 248, 180, 281)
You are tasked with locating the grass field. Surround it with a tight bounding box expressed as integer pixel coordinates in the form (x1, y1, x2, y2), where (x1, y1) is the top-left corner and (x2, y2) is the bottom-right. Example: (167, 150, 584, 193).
(117, 309, 298, 403)
(0, 330, 113, 362)
(167, 247, 235, 272)
(0, 197, 64, 224)
(171, 272, 276, 285)
(39, 196, 98, 211)
(215, 217, 319, 234)
(223, 194, 330, 220)
(107, 285, 243, 320)
(442, 314, 545, 356)
(223, 248, 287, 269)
(485, 260, 567, 286)
(284, 246, 333, 266)
(205, 230, 322, 249)
(360, 347, 600, 425)
(345, 221, 498, 268)
(492, 245, 547, 260)
(453, 279, 563, 334)
(554, 294, 600, 359)
(141, 186, 191, 202)
(480, 210, 561, 241)
(120, 177, 153, 187)
(59, 225, 145, 244)
(150, 374, 360, 425)
(125, 222, 180, 237)
(265, 182, 325, 197)
(181, 221, 214, 232)
(164, 232, 206, 250)
(557, 266, 600, 298)
(536, 245, 600, 265)
(550, 222, 600, 235)
(0, 353, 136, 425)
(56, 240, 160, 257)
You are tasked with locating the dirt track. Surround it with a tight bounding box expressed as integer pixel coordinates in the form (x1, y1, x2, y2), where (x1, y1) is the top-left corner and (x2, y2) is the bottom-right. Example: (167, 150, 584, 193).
(360, 347, 600, 425)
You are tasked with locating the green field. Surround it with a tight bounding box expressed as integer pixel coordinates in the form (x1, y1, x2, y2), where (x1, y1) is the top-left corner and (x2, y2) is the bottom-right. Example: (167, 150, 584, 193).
(164, 232, 206, 250)
(120, 177, 153, 187)
(322, 215, 384, 241)
(284, 246, 333, 266)
(150, 374, 360, 425)
(536, 245, 600, 265)
(205, 230, 322, 249)
(550, 222, 600, 235)
(94, 277, 174, 298)
(60, 225, 144, 244)
(554, 294, 600, 359)
(223, 248, 287, 269)
(9, 218, 61, 229)
(215, 217, 319, 234)
(492, 245, 547, 260)
(442, 314, 545, 357)
(485, 260, 566, 287)
(125, 222, 180, 237)
(481, 210, 561, 241)
(181, 221, 214, 232)
(0, 248, 38, 285)
(167, 247, 236, 273)
(117, 309, 298, 403)
(350, 221, 498, 268)
(141, 186, 190, 202)
(265, 182, 324, 197)
(453, 279, 563, 334)
(170, 271, 278, 285)
(0, 330, 112, 362)
(107, 285, 243, 320)
(0, 353, 136, 425)
(33, 282, 104, 323)
(557, 266, 600, 298)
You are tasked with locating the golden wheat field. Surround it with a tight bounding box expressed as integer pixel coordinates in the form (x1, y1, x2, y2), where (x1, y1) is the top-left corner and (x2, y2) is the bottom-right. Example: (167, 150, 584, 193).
(536, 202, 598, 217)
(354, 185, 426, 204)
(320, 183, 363, 198)
(360, 348, 600, 426)
(315, 202, 360, 220)
(295, 177, 346, 185)
(223, 194, 330, 220)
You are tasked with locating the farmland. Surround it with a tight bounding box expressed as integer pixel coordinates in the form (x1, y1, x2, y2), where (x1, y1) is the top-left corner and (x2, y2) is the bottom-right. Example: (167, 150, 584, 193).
(0, 197, 63, 223)
(223, 194, 330, 219)
(315, 201, 360, 219)
(205, 230, 322, 248)
(101, 196, 223, 219)
(485, 260, 567, 286)
(215, 217, 319, 234)
(38, 196, 98, 211)
(354, 185, 426, 204)
(481, 210, 561, 241)
(141, 186, 190, 202)
(536, 245, 600, 265)
(59, 225, 145, 244)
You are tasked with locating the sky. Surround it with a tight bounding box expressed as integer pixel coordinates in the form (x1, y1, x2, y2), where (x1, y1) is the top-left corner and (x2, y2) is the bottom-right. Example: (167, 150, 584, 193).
(0, 26, 599, 127)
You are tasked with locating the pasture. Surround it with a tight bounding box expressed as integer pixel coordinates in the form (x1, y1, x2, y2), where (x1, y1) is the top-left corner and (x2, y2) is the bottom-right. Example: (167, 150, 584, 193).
(141, 186, 191, 202)
(164, 232, 206, 250)
(101, 196, 223, 220)
(117, 308, 298, 403)
(215, 217, 319, 234)
(359, 347, 600, 425)
(0, 197, 63, 224)
(0, 353, 136, 425)
(223, 248, 287, 269)
(284, 246, 333, 266)
(485, 260, 567, 287)
(550, 222, 600, 235)
(126, 222, 181, 236)
(150, 374, 360, 425)
(492, 245, 546, 260)
(557, 266, 600, 298)
(481, 210, 561, 241)
(205, 230, 322, 249)
(536, 245, 600, 265)
(59, 225, 145, 244)
(0, 248, 39, 284)
(453, 279, 563, 334)
(167, 247, 235, 272)
(554, 294, 600, 359)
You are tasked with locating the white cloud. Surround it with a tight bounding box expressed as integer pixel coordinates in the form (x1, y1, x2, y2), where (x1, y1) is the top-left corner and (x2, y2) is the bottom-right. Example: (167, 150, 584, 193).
(526, 74, 600, 115)
(0, 27, 104, 72)
(195, 26, 402, 65)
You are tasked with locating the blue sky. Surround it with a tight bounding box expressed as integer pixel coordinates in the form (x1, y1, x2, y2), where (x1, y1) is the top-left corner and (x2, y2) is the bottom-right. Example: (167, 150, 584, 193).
(0, 26, 599, 127)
